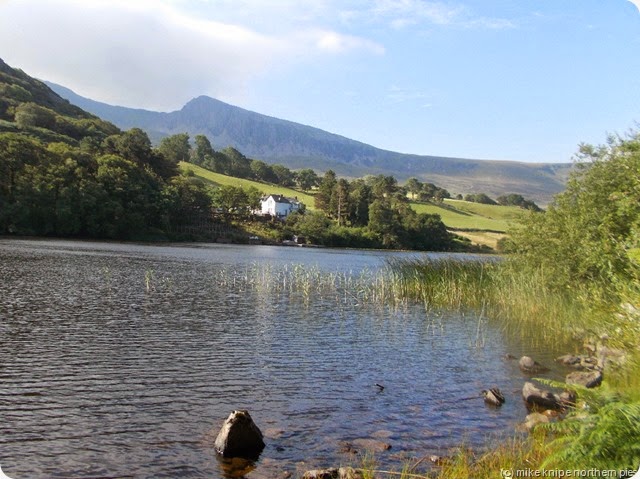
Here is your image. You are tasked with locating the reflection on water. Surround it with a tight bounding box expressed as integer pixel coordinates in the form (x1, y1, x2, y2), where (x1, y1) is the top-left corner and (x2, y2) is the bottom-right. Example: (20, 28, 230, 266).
(0, 239, 565, 479)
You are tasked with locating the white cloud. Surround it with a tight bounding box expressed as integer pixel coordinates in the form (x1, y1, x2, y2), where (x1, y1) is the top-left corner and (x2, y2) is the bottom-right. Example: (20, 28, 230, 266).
(312, 30, 385, 54)
(0, 0, 383, 110)
(627, 0, 640, 13)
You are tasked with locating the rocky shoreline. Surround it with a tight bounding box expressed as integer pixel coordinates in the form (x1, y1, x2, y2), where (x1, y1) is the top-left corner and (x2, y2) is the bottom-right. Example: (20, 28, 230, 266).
(210, 338, 627, 479)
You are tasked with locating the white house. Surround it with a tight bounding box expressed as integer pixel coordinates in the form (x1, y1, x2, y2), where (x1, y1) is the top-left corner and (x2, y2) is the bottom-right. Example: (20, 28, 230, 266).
(260, 194, 302, 218)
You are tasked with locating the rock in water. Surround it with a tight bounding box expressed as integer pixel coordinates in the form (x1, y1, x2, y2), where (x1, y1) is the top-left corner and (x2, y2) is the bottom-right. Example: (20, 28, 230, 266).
(482, 387, 505, 406)
(519, 356, 550, 374)
(214, 410, 265, 458)
(522, 382, 562, 410)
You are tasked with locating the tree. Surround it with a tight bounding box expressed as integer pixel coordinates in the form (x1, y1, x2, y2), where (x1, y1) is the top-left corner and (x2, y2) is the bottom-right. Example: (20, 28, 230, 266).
(295, 168, 319, 191)
(510, 131, 640, 293)
(89, 154, 164, 238)
(368, 199, 400, 247)
(496, 193, 541, 211)
(315, 170, 337, 213)
(333, 178, 350, 226)
(221, 147, 251, 178)
(406, 177, 422, 200)
(104, 128, 177, 180)
(464, 193, 497, 205)
(157, 133, 191, 165)
(250, 160, 276, 183)
(163, 175, 214, 227)
(271, 164, 295, 186)
(288, 211, 330, 244)
(348, 179, 372, 227)
(369, 174, 397, 200)
(211, 185, 260, 215)
(192, 134, 215, 166)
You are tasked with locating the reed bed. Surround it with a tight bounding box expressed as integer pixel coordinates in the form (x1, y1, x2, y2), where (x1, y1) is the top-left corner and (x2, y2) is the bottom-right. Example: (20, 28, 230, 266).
(205, 258, 599, 348)
(382, 257, 601, 347)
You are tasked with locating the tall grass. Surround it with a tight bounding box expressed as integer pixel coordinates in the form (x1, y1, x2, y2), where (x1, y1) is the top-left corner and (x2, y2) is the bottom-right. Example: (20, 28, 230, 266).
(380, 257, 600, 348)
(376, 257, 640, 477)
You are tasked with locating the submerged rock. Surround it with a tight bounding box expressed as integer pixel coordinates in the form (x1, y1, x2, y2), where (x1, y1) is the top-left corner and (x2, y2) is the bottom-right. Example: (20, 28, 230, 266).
(566, 370, 603, 388)
(214, 410, 265, 459)
(519, 356, 550, 374)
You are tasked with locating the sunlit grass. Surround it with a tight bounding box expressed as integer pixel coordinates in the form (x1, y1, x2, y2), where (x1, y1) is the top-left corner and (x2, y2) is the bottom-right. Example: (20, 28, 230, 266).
(179, 162, 317, 208)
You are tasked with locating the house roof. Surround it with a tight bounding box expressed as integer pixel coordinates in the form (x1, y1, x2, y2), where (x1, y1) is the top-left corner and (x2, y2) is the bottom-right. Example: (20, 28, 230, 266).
(262, 194, 299, 204)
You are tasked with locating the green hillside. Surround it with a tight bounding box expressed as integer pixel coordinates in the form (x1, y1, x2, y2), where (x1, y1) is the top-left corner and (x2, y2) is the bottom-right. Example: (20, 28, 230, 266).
(184, 162, 524, 250)
(180, 162, 316, 207)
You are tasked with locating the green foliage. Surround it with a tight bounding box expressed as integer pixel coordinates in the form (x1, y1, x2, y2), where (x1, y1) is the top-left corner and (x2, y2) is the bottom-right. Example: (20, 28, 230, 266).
(539, 383, 640, 470)
(510, 132, 640, 296)
(192, 134, 214, 165)
(157, 132, 191, 164)
(103, 128, 177, 180)
(314, 169, 337, 213)
(295, 168, 319, 191)
(496, 193, 541, 211)
(163, 174, 214, 226)
(0, 82, 33, 103)
(14, 102, 56, 129)
(464, 192, 497, 205)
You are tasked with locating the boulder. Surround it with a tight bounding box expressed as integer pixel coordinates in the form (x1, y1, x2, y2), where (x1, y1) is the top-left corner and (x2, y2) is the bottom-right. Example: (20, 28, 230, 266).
(519, 356, 550, 374)
(214, 410, 265, 458)
(522, 412, 550, 431)
(555, 354, 581, 367)
(482, 387, 505, 407)
(566, 370, 603, 388)
(522, 382, 563, 410)
(302, 468, 362, 479)
(556, 354, 603, 371)
(557, 389, 577, 407)
(302, 469, 339, 479)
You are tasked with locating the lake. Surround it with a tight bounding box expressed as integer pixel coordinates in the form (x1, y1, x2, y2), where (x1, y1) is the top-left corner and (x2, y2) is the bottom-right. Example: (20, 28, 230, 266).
(0, 239, 565, 478)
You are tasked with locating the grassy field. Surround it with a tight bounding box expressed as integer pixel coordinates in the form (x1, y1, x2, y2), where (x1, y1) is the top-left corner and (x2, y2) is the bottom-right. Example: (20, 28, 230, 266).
(184, 162, 526, 245)
(180, 162, 317, 208)
(411, 200, 522, 232)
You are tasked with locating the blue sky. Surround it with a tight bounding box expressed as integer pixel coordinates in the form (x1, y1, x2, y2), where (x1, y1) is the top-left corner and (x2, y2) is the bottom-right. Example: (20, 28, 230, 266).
(1, 0, 639, 163)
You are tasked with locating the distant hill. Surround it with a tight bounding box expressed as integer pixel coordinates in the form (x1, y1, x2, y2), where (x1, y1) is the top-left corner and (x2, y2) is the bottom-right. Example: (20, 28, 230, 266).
(47, 82, 572, 205)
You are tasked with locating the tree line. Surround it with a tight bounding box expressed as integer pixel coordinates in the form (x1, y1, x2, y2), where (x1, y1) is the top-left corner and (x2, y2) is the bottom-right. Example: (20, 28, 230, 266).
(185, 133, 319, 190)
(286, 170, 453, 250)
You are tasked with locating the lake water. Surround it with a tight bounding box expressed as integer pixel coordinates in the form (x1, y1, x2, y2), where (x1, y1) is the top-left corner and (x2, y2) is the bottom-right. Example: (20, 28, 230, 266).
(0, 239, 565, 479)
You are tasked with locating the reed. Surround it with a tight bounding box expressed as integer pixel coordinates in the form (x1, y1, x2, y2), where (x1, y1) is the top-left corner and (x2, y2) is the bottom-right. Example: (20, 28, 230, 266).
(379, 257, 609, 348)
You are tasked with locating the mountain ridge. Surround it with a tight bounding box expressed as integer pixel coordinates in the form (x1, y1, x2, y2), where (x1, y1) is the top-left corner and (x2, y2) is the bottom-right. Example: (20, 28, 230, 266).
(46, 81, 571, 204)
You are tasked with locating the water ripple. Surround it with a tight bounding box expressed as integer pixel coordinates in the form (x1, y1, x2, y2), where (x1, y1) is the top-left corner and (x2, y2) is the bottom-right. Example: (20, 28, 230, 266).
(0, 239, 565, 479)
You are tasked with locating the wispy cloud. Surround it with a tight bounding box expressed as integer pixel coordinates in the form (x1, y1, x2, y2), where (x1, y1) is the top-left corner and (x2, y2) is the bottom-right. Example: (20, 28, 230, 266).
(367, 0, 515, 30)
(627, 0, 640, 13)
(387, 85, 429, 103)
